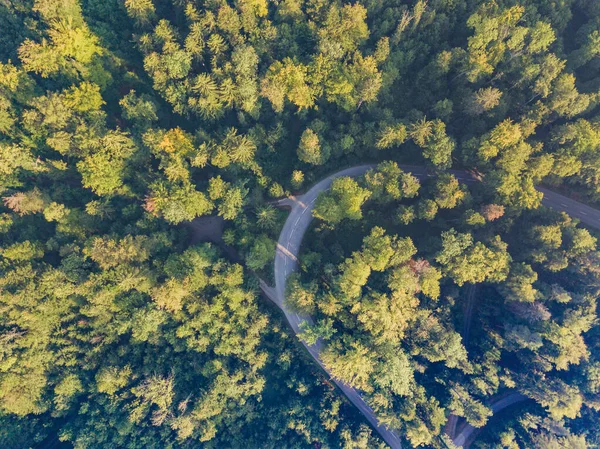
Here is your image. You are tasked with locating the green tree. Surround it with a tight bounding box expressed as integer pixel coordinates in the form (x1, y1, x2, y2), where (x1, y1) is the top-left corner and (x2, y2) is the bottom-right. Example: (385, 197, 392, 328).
(246, 234, 275, 271)
(321, 338, 375, 390)
(291, 170, 304, 189)
(436, 230, 511, 286)
(448, 384, 492, 427)
(145, 181, 213, 224)
(125, 0, 156, 27)
(77, 131, 135, 196)
(318, 3, 369, 59)
(376, 124, 407, 149)
(364, 161, 420, 203)
(430, 174, 466, 209)
(467, 87, 503, 115)
(261, 58, 315, 112)
(313, 177, 371, 225)
(286, 274, 318, 314)
(298, 128, 328, 165)
(120, 90, 158, 129)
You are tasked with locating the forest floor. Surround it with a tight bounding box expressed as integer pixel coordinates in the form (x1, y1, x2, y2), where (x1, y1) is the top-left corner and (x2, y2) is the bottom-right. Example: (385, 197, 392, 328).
(184, 215, 225, 245)
(184, 215, 242, 263)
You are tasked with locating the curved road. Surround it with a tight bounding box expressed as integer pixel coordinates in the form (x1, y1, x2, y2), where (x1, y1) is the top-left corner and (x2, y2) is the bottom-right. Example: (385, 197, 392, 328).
(453, 393, 528, 447)
(260, 164, 600, 448)
(262, 165, 405, 448)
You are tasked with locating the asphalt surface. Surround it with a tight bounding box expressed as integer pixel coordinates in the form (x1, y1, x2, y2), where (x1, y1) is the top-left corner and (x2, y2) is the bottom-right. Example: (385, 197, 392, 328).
(538, 186, 600, 227)
(453, 393, 528, 448)
(262, 165, 405, 449)
(262, 164, 600, 449)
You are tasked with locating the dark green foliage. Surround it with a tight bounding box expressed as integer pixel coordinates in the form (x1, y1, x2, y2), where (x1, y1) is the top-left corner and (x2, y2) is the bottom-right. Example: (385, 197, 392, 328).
(2, 0, 600, 448)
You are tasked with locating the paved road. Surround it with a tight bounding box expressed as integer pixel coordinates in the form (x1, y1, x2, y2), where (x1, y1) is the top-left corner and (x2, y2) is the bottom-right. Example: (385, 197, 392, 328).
(262, 165, 405, 449)
(261, 164, 600, 449)
(538, 186, 600, 228)
(453, 393, 528, 448)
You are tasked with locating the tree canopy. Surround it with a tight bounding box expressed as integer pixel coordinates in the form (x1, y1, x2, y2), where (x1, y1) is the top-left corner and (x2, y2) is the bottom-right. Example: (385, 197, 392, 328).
(2, 0, 600, 448)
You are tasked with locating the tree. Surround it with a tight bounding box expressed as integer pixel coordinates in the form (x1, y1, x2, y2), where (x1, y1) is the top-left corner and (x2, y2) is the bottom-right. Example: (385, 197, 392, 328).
(125, 0, 156, 27)
(299, 319, 336, 345)
(0, 373, 48, 416)
(408, 312, 468, 369)
(145, 181, 213, 224)
(364, 161, 420, 203)
(328, 54, 382, 111)
(313, 177, 371, 225)
(374, 351, 414, 396)
(409, 117, 433, 147)
(269, 182, 285, 198)
(246, 234, 275, 271)
(2, 189, 47, 216)
(376, 124, 407, 149)
(527, 224, 567, 270)
(430, 173, 466, 209)
(464, 4, 528, 82)
(321, 338, 375, 390)
(85, 235, 151, 269)
(416, 120, 455, 169)
(286, 274, 318, 314)
(360, 227, 397, 271)
(219, 128, 257, 168)
(130, 374, 174, 424)
(261, 58, 315, 111)
(18, 19, 105, 82)
(358, 227, 416, 272)
(549, 74, 590, 118)
(465, 209, 486, 226)
(569, 30, 600, 70)
(297, 128, 328, 165)
(526, 53, 566, 99)
(467, 87, 502, 115)
(522, 376, 583, 420)
(96, 366, 133, 396)
(436, 230, 511, 286)
(0, 143, 42, 190)
(448, 384, 492, 427)
(414, 260, 442, 299)
(318, 4, 369, 59)
(208, 176, 245, 220)
(77, 131, 135, 196)
(337, 253, 371, 299)
(500, 263, 539, 302)
(255, 205, 277, 230)
(120, 90, 158, 129)
(352, 290, 413, 345)
(417, 199, 438, 221)
(481, 204, 505, 221)
(396, 205, 416, 224)
(291, 170, 304, 189)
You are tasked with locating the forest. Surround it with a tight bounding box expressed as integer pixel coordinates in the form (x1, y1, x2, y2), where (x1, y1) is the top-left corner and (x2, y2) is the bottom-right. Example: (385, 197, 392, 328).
(0, 0, 599, 448)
